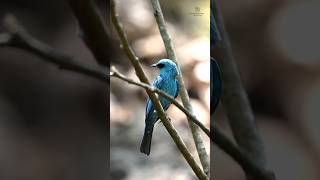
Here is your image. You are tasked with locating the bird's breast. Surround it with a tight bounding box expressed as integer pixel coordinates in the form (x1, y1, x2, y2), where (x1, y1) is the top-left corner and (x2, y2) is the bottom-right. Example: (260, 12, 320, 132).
(158, 79, 177, 106)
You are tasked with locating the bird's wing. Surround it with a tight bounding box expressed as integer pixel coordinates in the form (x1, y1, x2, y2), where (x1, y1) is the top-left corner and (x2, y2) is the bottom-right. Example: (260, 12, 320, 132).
(210, 58, 222, 114)
(145, 76, 165, 118)
(153, 75, 164, 89)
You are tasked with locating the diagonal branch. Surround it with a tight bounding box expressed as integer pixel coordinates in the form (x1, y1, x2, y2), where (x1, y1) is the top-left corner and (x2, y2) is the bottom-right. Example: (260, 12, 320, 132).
(150, 0, 210, 175)
(66, 0, 109, 66)
(0, 15, 108, 82)
(111, 1, 208, 179)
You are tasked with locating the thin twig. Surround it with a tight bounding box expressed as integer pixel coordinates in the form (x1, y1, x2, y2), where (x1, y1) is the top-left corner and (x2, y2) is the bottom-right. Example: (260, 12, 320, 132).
(150, 0, 210, 175)
(66, 0, 109, 66)
(211, 0, 275, 180)
(0, 15, 108, 82)
(111, 1, 208, 179)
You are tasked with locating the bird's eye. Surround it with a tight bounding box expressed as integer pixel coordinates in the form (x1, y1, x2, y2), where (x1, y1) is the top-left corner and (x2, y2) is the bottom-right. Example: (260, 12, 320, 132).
(157, 63, 165, 68)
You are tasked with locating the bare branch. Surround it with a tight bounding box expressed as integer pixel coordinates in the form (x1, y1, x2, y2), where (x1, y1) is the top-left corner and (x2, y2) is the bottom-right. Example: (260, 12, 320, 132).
(111, 1, 208, 179)
(150, 0, 210, 175)
(0, 15, 108, 82)
(66, 0, 109, 66)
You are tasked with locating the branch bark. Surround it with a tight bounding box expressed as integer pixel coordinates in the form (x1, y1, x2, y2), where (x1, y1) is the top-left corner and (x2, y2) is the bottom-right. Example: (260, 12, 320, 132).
(150, 0, 210, 176)
(111, 1, 208, 179)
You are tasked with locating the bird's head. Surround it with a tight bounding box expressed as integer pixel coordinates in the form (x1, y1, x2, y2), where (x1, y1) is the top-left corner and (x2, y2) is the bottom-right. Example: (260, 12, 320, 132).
(151, 59, 179, 78)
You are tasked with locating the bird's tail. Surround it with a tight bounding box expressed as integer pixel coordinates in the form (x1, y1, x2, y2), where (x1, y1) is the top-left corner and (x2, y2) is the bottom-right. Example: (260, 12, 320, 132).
(140, 125, 154, 155)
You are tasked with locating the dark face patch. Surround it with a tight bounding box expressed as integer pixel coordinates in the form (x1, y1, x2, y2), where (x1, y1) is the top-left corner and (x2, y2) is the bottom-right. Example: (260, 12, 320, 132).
(157, 63, 165, 68)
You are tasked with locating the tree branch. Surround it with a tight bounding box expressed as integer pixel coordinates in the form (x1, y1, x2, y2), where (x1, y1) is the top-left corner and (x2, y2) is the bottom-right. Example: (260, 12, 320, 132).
(0, 15, 108, 82)
(150, 0, 210, 175)
(111, 1, 208, 179)
(66, 0, 109, 66)
(211, 0, 275, 179)
(110, 68, 210, 137)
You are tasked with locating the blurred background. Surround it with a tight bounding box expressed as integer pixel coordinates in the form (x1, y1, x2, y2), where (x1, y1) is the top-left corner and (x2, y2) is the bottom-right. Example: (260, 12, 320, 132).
(110, 0, 210, 179)
(213, 0, 320, 179)
(1, 0, 319, 179)
(0, 0, 107, 180)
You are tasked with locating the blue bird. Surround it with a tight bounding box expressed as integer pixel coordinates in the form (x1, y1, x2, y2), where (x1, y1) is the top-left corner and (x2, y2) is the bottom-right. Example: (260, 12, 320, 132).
(140, 59, 179, 155)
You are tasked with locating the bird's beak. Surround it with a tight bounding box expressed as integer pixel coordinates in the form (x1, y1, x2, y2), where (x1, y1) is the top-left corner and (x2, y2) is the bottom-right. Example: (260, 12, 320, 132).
(151, 63, 158, 67)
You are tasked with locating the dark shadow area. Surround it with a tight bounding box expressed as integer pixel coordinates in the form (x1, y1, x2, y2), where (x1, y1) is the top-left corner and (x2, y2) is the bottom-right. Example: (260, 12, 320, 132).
(0, 0, 108, 179)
